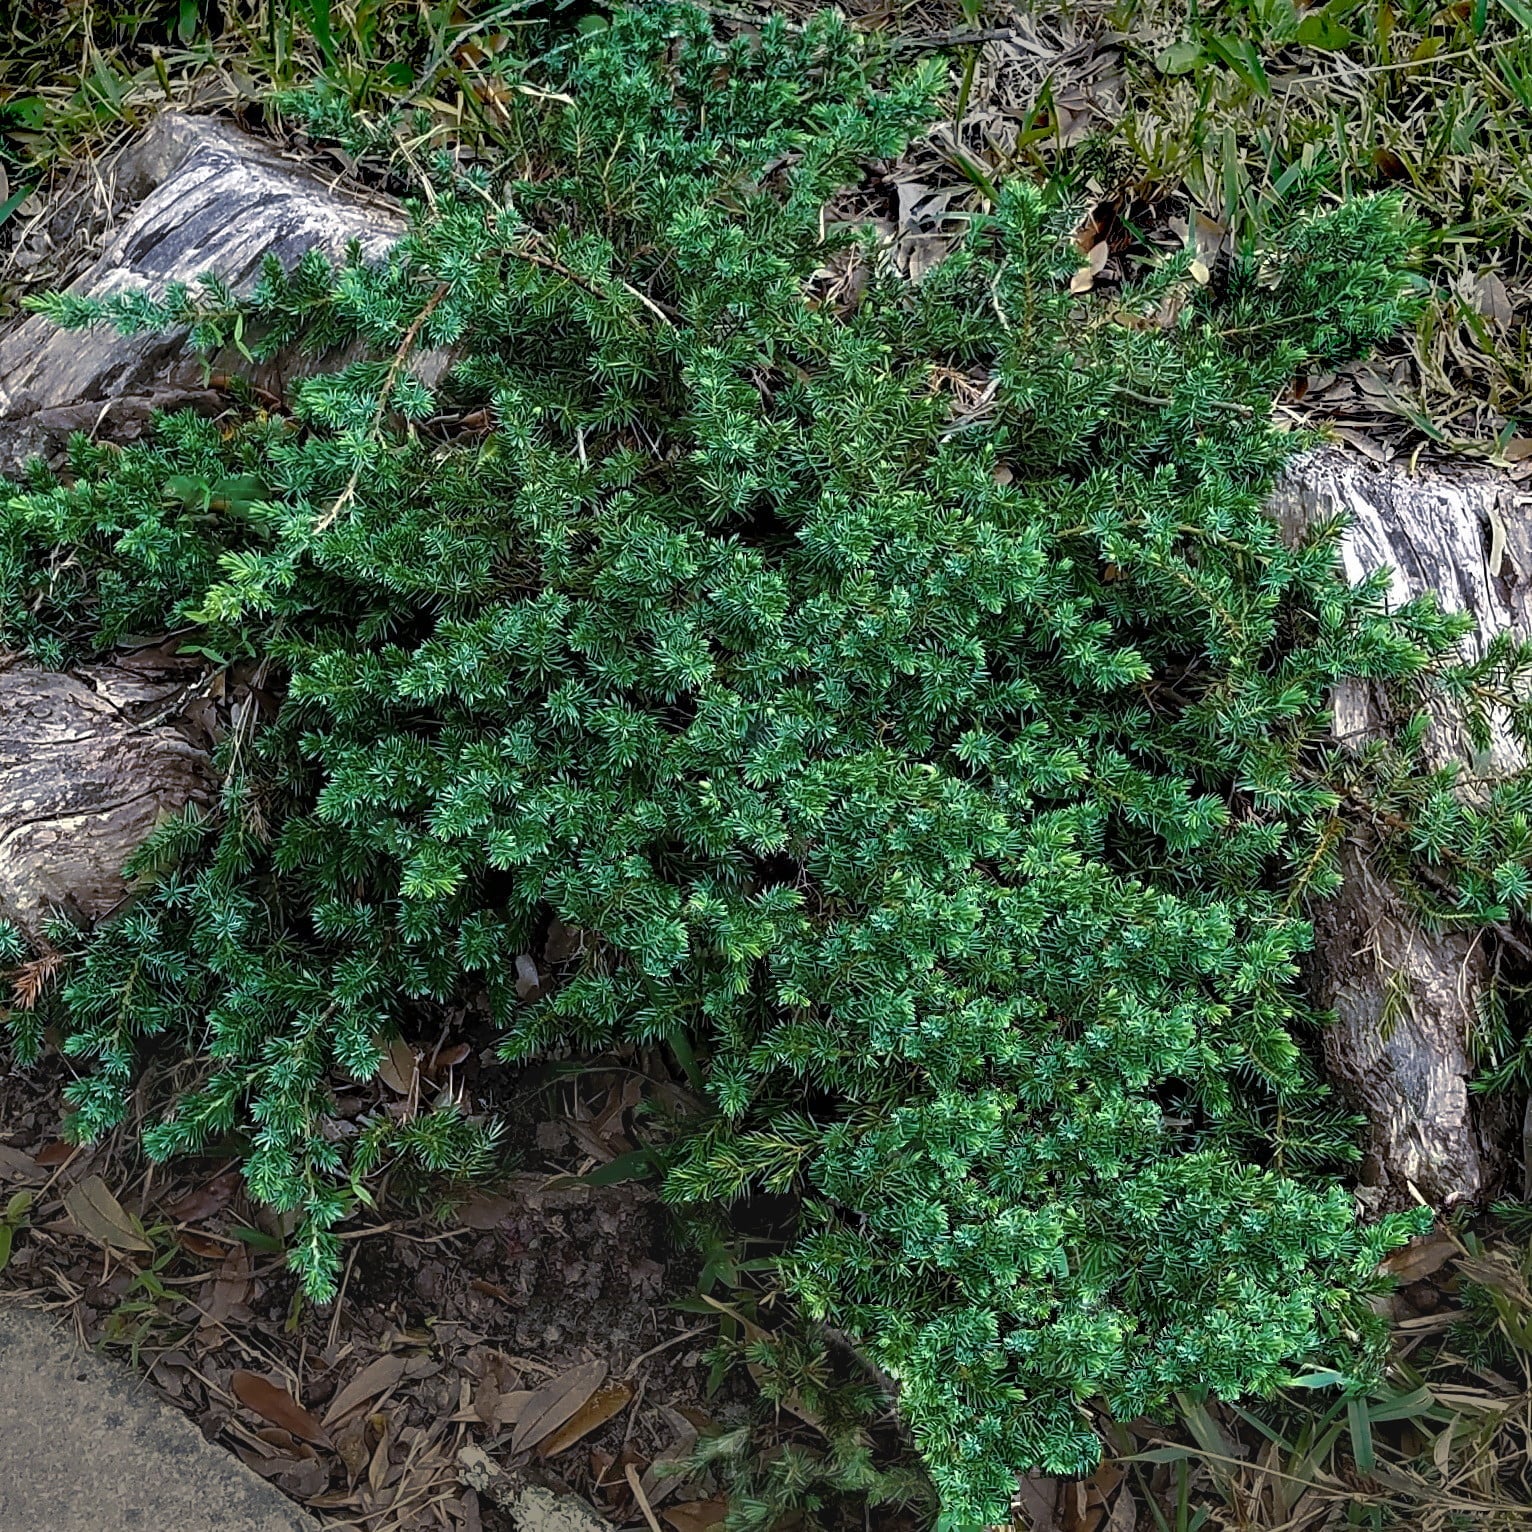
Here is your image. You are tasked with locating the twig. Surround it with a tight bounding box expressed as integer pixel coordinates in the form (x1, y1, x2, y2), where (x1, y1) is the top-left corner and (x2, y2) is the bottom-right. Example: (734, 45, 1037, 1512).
(625, 1463, 664, 1532)
(511, 241, 676, 327)
(621, 1322, 710, 1380)
(314, 281, 451, 535)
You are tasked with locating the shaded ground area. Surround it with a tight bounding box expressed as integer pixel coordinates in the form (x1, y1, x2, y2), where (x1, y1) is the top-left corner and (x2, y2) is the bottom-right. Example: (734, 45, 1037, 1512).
(0, 1051, 738, 1532)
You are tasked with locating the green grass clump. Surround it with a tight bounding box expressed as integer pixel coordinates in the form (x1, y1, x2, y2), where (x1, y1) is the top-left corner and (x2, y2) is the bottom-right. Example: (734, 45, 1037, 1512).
(973, 0, 1532, 451)
(0, 4, 1515, 1522)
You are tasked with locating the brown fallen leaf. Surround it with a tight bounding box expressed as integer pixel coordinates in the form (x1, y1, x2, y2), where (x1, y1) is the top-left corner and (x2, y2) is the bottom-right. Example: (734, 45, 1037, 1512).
(202, 1247, 253, 1324)
(1104, 1485, 1137, 1532)
(427, 1042, 471, 1076)
(62, 1175, 152, 1252)
(536, 1381, 633, 1458)
(230, 1370, 332, 1447)
(376, 1035, 418, 1094)
(32, 1140, 76, 1167)
(0, 1146, 45, 1185)
(456, 1192, 513, 1230)
(177, 1230, 229, 1259)
(166, 1167, 240, 1222)
(495, 1390, 534, 1429)
(663, 1500, 728, 1532)
(1383, 1229, 1458, 1284)
(1069, 239, 1110, 294)
(511, 1361, 607, 1454)
(322, 1354, 407, 1427)
(332, 1415, 371, 1481)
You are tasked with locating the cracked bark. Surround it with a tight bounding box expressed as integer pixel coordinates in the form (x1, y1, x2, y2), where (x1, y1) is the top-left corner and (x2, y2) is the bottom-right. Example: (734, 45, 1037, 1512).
(1272, 447, 1532, 1209)
(0, 658, 211, 938)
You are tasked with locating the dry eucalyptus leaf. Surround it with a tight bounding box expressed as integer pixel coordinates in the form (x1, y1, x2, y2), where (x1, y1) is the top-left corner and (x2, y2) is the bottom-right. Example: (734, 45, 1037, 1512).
(663, 1500, 728, 1532)
(494, 1389, 534, 1428)
(166, 1168, 240, 1222)
(377, 1035, 418, 1094)
(230, 1369, 333, 1447)
(511, 1360, 607, 1454)
(1189, 258, 1211, 286)
(62, 1175, 151, 1252)
(514, 953, 542, 999)
(1469, 270, 1514, 326)
(323, 1354, 408, 1426)
(0, 1146, 46, 1185)
(1381, 1229, 1457, 1284)
(535, 1381, 634, 1458)
(1105, 1485, 1138, 1532)
(1069, 241, 1109, 294)
(333, 1415, 372, 1480)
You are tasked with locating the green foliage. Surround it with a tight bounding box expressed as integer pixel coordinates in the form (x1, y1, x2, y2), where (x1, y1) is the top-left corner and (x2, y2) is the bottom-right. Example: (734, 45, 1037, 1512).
(690, 1319, 935, 1531)
(0, 5, 1505, 1521)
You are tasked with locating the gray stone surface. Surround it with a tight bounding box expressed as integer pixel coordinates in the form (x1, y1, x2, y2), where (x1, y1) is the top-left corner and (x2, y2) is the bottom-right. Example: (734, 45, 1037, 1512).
(0, 1304, 315, 1532)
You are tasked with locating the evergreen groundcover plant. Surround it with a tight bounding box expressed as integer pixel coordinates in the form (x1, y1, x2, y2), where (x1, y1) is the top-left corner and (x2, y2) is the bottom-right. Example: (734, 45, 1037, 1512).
(5, 5, 1525, 1522)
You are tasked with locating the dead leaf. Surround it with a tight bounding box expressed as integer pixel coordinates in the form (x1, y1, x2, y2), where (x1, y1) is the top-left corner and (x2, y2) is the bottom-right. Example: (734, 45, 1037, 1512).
(426, 1042, 471, 1076)
(239, 1450, 329, 1500)
(323, 1354, 407, 1426)
(166, 1168, 240, 1222)
(0, 1146, 45, 1184)
(514, 953, 542, 1000)
(9, 952, 65, 1009)
(511, 1360, 607, 1454)
(663, 1500, 728, 1532)
(62, 1175, 151, 1252)
(377, 1035, 418, 1094)
(1105, 1485, 1137, 1532)
(456, 1192, 513, 1229)
(177, 1230, 229, 1259)
(1383, 1230, 1457, 1284)
(200, 1243, 252, 1326)
(230, 1370, 332, 1447)
(536, 1381, 634, 1458)
(1467, 270, 1515, 326)
(333, 1415, 371, 1480)
(1016, 1475, 1061, 1532)
(1189, 258, 1211, 286)
(32, 1140, 75, 1166)
(1070, 239, 1110, 293)
(494, 1390, 534, 1429)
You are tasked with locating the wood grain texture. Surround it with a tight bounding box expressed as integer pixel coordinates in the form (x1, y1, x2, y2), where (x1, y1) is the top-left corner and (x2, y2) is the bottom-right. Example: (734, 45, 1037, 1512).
(0, 112, 407, 476)
(1273, 447, 1532, 1207)
(0, 659, 211, 937)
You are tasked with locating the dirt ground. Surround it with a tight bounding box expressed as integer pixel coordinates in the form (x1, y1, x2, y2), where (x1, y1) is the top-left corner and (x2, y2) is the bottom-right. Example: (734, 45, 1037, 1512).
(0, 1040, 743, 1532)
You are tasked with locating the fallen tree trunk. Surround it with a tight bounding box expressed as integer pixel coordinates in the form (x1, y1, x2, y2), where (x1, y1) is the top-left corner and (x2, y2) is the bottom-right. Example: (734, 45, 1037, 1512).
(0, 108, 1526, 1210)
(1271, 448, 1532, 1209)
(0, 111, 405, 478)
(0, 656, 211, 939)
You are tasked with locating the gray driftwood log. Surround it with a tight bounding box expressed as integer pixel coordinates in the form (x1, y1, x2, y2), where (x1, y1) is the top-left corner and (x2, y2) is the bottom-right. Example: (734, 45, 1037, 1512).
(1271, 450, 1532, 1209)
(0, 657, 211, 939)
(1, 109, 1527, 1211)
(0, 112, 405, 478)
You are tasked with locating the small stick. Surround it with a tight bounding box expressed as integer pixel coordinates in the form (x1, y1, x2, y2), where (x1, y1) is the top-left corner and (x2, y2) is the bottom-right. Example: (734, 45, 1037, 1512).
(625, 1463, 664, 1532)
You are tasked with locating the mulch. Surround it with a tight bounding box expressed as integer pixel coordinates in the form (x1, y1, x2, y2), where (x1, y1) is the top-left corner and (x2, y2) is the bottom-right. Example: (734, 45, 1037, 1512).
(0, 1040, 736, 1532)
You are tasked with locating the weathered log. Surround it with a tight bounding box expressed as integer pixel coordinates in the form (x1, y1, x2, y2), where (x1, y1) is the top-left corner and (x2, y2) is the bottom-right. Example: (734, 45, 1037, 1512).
(0, 111, 406, 477)
(1271, 448, 1532, 1208)
(0, 656, 211, 939)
